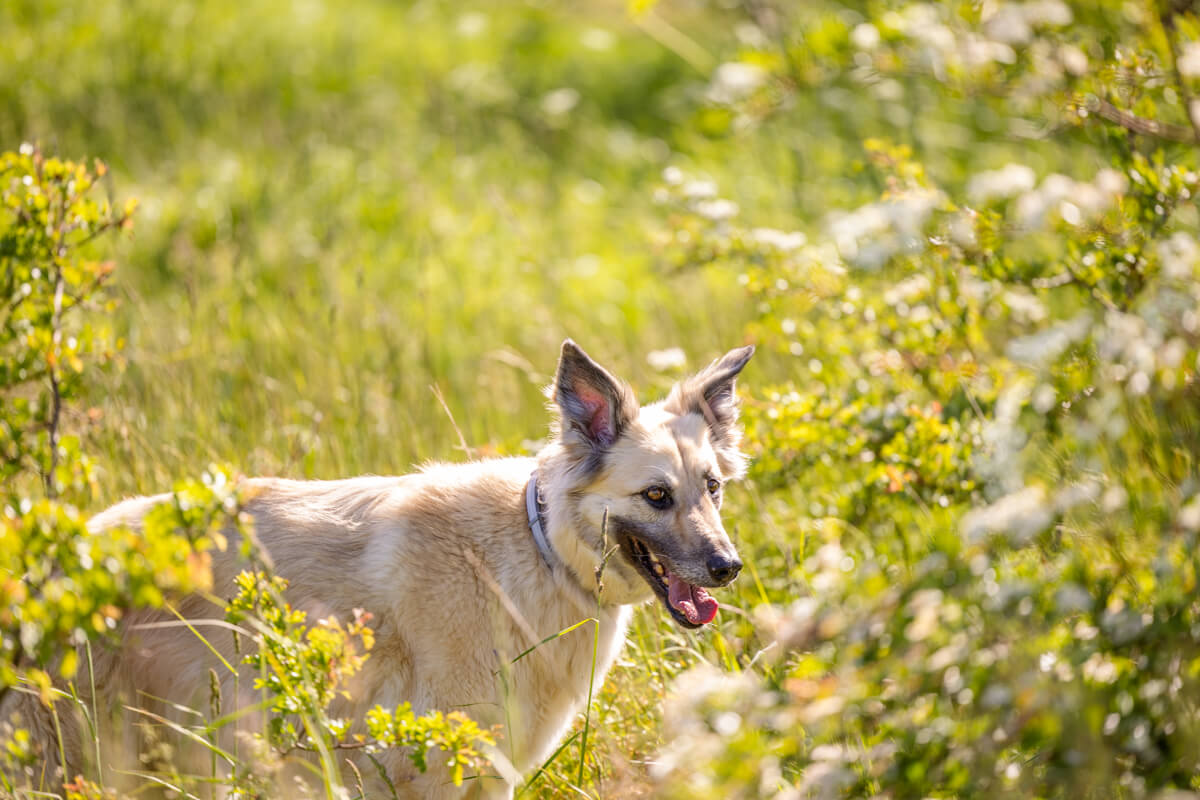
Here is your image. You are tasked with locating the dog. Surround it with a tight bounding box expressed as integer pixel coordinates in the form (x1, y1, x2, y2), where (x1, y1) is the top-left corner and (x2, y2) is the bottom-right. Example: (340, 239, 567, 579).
(5, 339, 753, 798)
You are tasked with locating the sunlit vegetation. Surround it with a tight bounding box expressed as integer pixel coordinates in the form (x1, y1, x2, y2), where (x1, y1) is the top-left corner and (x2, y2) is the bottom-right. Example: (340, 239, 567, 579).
(5, 0, 1200, 796)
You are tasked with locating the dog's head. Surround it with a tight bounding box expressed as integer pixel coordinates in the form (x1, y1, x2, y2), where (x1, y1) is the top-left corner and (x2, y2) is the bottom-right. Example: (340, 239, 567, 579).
(545, 339, 753, 629)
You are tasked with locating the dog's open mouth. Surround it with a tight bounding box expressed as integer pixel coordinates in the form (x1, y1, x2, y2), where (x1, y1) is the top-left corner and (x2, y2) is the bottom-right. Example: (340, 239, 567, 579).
(622, 535, 719, 628)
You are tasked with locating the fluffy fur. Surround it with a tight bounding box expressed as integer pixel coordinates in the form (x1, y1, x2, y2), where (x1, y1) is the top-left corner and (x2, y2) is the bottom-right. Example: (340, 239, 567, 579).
(1, 340, 753, 798)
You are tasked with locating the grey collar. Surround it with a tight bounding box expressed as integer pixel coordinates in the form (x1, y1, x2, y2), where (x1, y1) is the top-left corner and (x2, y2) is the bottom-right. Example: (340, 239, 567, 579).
(525, 470, 554, 569)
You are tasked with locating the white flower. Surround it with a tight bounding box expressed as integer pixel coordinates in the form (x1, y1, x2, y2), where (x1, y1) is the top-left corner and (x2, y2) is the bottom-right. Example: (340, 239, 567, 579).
(961, 486, 1052, 544)
(913, 23, 956, 52)
(884, 273, 931, 305)
(1179, 497, 1200, 532)
(905, 589, 944, 642)
(694, 198, 739, 221)
(1003, 289, 1047, 323)
(1005, 313, 1091, 364)
(708, 62, 767, 103)
(653, 664, 760, 783)
(541, 87, 580, 116)
(962, 35, 1017, 67)
(1023, 0, 1072, 26)
(1055, 582, 1093, 613)
(1094, 167, 1128, 195)
(1157, 232, 1200, 280)
(798, 761, 856, 799)
(1181, 42, 1200, 77)
(734, 22, 767, 48)
(830, 204, 890, 245)
(986, 0, 1071, 44)
(750, 227, 807, 252)
(682, 180, 718, 199)
(967, 163, 1036, 203)
(1012, 167, 1123, 228)
(1059, 44, 1089, 76)
(827, 189, 941, 269)
(851, 23, 881, 50)
(798, 696, 847, 724)
(712, 711, 741, 737)
(646, 347, 687, 372)
(1083, 653, 1119, 683)
(1055, 481, 1101, 514)
(984, 5, 1032, 44)
(456, 11, 488, 37)
(580, 28, 614, 51)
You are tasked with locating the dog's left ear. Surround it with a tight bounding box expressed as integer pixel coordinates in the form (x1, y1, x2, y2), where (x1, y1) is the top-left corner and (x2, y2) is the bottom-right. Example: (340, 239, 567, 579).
(666, 345, 755, 478)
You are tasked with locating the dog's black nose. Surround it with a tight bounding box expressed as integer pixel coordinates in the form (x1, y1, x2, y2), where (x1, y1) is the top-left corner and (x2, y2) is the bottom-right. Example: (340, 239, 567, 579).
(707, 553, 742, 584)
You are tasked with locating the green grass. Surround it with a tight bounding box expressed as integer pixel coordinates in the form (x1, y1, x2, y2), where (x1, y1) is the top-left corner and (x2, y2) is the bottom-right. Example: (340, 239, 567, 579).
(2, 0, 767, 494)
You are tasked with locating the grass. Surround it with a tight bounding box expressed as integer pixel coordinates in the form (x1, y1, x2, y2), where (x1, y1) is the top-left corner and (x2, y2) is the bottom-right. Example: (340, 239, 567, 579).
(3, 0, 766, 493)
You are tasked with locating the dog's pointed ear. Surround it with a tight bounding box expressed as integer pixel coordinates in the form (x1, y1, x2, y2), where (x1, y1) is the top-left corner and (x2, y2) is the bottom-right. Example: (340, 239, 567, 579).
(553, 339, 637, 452)
(666, 345, 755, 476)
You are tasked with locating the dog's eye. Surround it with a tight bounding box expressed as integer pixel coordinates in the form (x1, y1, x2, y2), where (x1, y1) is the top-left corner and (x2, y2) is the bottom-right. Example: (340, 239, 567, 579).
(707, 478, 721, 494)
(642, 486, 672, 509)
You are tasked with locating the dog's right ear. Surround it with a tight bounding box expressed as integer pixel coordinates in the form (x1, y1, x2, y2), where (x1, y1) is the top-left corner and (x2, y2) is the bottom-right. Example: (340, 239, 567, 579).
(553, 339, 637, 453)
(665, 345, 755, 479)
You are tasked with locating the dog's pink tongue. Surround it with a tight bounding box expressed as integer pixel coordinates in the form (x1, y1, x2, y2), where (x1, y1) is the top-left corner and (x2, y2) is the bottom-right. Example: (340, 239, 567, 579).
(667, 572, 719, 625)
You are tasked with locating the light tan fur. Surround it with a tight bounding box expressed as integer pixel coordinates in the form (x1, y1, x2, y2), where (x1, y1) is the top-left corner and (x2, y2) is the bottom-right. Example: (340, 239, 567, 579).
(1, 341, 753, 798)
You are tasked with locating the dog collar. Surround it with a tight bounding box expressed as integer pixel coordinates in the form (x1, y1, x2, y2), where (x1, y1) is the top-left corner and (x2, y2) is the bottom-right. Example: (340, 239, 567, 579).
(525, 471, 554, 569)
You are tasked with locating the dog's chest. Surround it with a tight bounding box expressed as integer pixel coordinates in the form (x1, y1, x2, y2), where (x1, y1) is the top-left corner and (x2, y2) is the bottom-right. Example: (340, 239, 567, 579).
(507, 604, 632, 769)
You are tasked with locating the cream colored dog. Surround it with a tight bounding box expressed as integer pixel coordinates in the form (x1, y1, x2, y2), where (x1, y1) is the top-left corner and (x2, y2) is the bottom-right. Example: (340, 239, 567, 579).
(8, 340, 753, 798)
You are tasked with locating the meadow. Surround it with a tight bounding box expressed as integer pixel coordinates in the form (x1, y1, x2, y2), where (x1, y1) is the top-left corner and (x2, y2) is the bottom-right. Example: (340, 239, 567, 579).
(5, 0, 1200, 797)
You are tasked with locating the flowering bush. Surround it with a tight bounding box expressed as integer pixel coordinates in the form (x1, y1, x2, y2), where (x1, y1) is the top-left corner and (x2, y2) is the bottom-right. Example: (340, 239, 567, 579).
(651, 1, 1200, 797)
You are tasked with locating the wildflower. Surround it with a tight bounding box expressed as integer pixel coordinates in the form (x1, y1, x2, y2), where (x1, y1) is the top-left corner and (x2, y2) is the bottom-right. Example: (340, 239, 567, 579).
(646, 347, 687, 371)
(682, 180, 718, 199)
(1005, 313, 1091, 364)
(694, 198, 739, 221)
(967, 163, 1036, 203)
(541, 87, 580, 116)
(708, 62, 767, 104)
(1181, 43, 1200, 77)
(961, 486, 1052, 544)
(851, 23, 881, 50)
(1055, 583, 1093, 613)
(750, 227, 807, 252)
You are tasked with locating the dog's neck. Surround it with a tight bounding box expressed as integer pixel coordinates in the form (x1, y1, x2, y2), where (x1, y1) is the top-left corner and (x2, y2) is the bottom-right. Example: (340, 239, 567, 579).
(530, 444, 653, 619)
